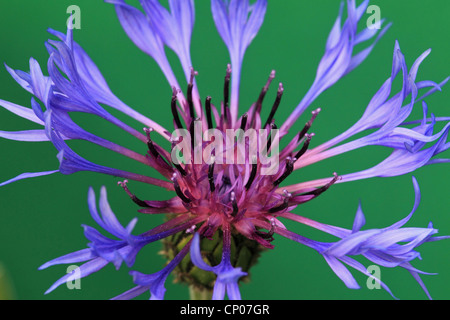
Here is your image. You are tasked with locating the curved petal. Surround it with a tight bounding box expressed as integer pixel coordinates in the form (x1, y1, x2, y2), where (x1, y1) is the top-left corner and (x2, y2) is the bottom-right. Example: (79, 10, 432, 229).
(0, 129, 52, 142)
(0, 170, 58, 187)
(323, 254, 360, 289)
(44, 258, 109, 294)
(190, 233, 216, 273)
(38, 248, 95, 270)
(0, 99, 44, 125)
(211, 0, 268, 123)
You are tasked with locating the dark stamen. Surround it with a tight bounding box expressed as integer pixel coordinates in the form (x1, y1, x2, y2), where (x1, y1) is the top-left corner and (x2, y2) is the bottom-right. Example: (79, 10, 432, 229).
(170, 136, 187, 176)
(171, 87, 183, 129)
(208, 160, 215, 192)
(205, 96, 213, 130)
(255, 70, 276, 114)
(223, 64, 231, 122)
(175, 184, 191, 203)
(266, 122, 278, 153)
(118, 180, 151, 208)
(144, 128, 160, 159)
(187, 68, 197, 120)
(263, 83, 284, 129)
(172, 174, 191, 203)
(294, 133, 313, 161)
(297, 108, 321, 142)
(187, 83, 194, 119)
(131, 195, 150, 208)
(236, 113, 248, 142)
(273, 157, 295, 187)
(144, 128, 173, 169)
(268, 193, 291, 213)
(299, 173, 340, 197)
(189, 118, 196, 153)
(174, 163, 187, 176)
(256, 218, 276, 240)
(245, 161, 258, 190)
(224, 104, 231, 125)
(230, 192, 238, 216)
(240, 113, 248, 131)
(222, 175, 231, 186)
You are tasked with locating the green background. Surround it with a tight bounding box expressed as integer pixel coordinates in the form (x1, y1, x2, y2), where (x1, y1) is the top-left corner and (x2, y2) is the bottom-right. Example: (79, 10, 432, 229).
(0, 0, 449, 300)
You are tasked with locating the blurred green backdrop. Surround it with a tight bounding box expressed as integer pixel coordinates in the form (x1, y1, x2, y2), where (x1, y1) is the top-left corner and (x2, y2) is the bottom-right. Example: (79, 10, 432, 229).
(0, 0, 449, 300)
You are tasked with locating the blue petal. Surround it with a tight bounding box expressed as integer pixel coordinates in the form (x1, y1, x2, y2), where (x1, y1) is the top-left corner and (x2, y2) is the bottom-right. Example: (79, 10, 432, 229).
(326, 2, 344, 49)
(140, 0, 195, 74)
(385, 176, 421, 230)
(190, 233, 216, 272)
(87, 187, 104, 229)
(407, 269, 432, 300)
(325, 229, 381, 257)
(339, 255, 397, 299)
(0, 129, 51, 142)
(38, 248, 95, 270)
(341, 125, 450, 182)
(0, 170, 58, 187)
(29, 57, 51, 104)
(212, 281, 226, 300)
(83, 225, 119, 248)
(99, 186, 130, 239)
(226, 282, 242, 300)
(44, 257, 109, 294)
(105, 0, 165, 61)
(4, 63, 33, 94)
(126, 239, 191, 300)
(210, 0, 267, 121)
(0, 99, 43, 125)
(216, 266, 247, 284)
(352, 201, 366, 233)
(281, 0, 389, 134)
(111, 285, 149, 300)
(241, 0, 267, 54)
(364, 228, 435, 252)
(47, 28, 122, 108)
(346, 22, 391, 74)
(323, 254, 360, 289)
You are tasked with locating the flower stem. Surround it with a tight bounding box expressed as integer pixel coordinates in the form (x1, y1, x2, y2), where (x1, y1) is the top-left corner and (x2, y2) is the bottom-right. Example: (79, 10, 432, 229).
(189, 285, 213, 300)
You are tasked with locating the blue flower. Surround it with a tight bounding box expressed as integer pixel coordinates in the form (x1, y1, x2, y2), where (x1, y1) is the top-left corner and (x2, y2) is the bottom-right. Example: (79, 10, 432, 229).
(113, 241, 193, 300)
(275, 177, 448, 299)
(38, 185, 203, 295)
(190, 230, 247, 300)
(1, 0, 449, 299)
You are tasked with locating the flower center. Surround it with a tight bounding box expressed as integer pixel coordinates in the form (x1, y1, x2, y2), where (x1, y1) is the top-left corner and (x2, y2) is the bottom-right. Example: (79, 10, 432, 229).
(120, 66, 339, 247)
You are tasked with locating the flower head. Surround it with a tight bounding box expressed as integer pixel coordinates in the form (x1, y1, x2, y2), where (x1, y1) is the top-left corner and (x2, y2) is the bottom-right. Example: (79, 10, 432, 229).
(1, 0, 449, 299)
